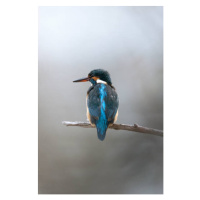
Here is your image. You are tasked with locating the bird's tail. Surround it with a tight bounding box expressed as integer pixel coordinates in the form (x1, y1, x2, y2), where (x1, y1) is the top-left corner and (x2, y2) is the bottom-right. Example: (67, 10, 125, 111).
(96, 120, 108, 141)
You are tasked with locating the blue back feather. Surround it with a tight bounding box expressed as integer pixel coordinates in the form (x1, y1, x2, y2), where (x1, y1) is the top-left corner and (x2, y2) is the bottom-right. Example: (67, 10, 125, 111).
(96, 84, 108, 141)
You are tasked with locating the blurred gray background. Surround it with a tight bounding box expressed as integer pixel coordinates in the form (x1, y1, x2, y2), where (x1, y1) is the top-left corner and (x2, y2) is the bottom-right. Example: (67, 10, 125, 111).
(38, 6, 163, 194)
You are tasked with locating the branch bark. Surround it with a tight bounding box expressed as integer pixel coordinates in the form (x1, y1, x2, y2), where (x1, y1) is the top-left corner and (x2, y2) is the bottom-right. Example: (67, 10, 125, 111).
(62, 121, 163, 137)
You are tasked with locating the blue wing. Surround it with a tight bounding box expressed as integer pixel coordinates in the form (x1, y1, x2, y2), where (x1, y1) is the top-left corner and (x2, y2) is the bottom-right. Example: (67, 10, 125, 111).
(87, 83, 119, 140)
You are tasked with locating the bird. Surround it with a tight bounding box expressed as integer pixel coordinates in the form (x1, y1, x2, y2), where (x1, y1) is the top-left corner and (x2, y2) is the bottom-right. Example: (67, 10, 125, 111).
(73, 69, 119, 141)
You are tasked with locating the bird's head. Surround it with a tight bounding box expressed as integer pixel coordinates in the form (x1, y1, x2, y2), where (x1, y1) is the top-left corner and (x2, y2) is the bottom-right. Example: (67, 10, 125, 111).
(73, 69, 112, 86)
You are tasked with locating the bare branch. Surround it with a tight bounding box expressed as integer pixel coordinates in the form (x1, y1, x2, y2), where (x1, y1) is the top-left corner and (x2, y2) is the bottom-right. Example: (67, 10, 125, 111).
(62, 121, 163, 137)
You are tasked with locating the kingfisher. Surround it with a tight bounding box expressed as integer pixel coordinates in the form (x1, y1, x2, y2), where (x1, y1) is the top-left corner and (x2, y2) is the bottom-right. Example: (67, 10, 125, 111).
(73, 69, 119, 141)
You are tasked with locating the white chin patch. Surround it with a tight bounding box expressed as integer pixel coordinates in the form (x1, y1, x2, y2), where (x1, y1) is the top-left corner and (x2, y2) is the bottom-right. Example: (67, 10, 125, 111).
(97, 79, 107, 84)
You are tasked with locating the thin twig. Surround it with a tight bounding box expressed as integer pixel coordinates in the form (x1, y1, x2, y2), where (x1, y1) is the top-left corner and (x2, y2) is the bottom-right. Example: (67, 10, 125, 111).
(62, 121, 163, 137)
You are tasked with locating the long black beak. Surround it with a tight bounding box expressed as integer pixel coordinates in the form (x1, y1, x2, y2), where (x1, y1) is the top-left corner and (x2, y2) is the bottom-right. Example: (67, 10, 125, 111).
(73, 77, 90, 83)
